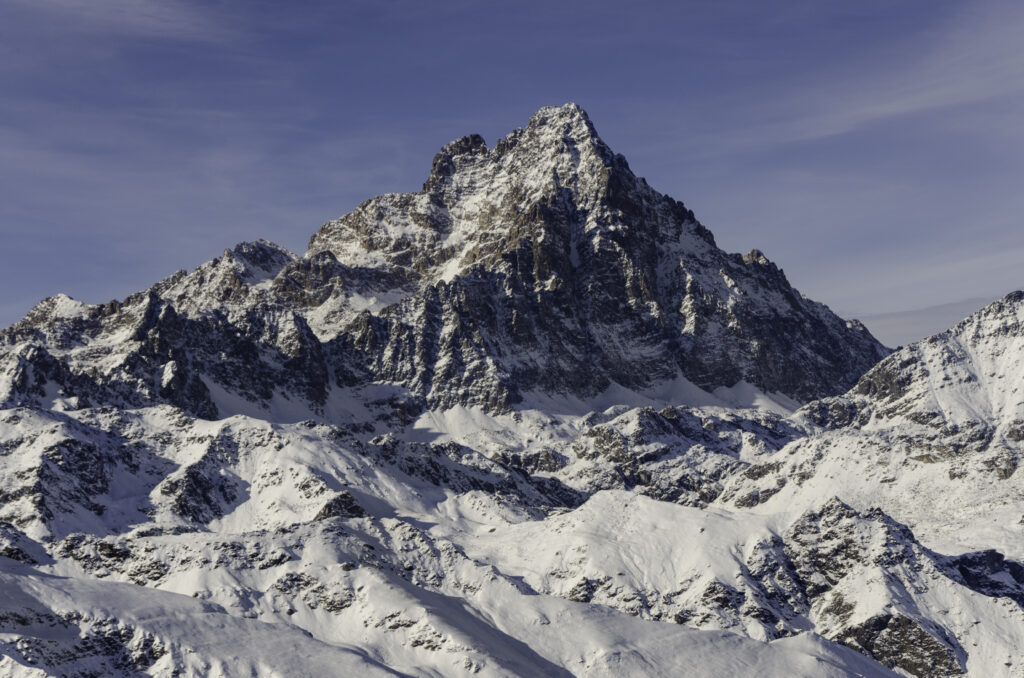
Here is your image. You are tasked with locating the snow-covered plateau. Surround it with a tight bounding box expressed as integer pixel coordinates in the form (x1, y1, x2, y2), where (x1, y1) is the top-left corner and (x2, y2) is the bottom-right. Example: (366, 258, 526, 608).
(1, 104, 1021, 677)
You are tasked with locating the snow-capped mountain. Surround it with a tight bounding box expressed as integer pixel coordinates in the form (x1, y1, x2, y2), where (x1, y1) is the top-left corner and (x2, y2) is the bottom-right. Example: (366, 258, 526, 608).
(725, 291, 1024, 556)
(0, 104, 1020, 677)
(0, 104, 888, 422)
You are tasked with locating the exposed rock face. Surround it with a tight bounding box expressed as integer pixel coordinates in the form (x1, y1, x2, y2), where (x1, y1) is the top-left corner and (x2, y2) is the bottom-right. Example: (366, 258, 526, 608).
(308, 104, 888, 409)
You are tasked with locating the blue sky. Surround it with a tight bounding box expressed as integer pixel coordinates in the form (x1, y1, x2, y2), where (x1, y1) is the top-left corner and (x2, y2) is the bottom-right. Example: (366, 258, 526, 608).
(2, 0, 1023, 338)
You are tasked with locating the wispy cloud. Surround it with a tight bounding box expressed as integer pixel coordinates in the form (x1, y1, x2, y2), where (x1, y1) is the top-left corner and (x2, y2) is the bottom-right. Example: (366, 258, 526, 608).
(859, 296, 1001, 347)
(4, 0, 229, 41)
(720, 2, 1024, 148)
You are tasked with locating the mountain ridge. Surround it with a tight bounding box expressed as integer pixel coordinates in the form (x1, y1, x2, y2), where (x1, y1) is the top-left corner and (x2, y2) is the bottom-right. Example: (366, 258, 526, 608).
(3, 104, 1022, 678)
(1, 103, 888, 422)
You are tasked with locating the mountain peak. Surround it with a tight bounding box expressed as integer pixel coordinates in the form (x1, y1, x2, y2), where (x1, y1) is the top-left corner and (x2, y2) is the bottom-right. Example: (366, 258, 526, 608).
(526, 102, 597, 136)
(521, 102, 612, 165)
(222, 240, 295, 279)
(300, 105, 888, 407)
(423, 103, 608, 197)
(423, 133, 490, 193)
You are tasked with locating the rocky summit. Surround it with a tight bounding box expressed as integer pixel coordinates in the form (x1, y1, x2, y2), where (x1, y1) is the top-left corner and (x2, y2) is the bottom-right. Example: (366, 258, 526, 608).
(0, 104, 1021, 677)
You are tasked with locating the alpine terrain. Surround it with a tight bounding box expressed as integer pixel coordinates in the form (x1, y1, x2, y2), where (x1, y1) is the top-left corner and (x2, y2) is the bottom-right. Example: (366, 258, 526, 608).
(1, 104, 1021, 677)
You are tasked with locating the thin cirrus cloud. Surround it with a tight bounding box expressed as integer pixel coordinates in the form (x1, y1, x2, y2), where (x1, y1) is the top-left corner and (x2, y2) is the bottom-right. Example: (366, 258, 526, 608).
(3, 0, 230, 41)
(585, 3, 1022, 157)
(712, 3, 1024, 150)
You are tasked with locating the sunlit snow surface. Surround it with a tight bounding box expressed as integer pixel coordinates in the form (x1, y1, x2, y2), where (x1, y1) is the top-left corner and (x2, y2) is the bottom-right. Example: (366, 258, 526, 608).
(0, 400, 902, 678)
(3, 327, 1024, 677)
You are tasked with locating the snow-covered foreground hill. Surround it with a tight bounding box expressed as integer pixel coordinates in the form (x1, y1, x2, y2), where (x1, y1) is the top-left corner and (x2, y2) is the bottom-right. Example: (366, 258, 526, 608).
(0, 403, 901, 677)
(1, 105, 1022, 677)
(0, 403, 899, 678)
